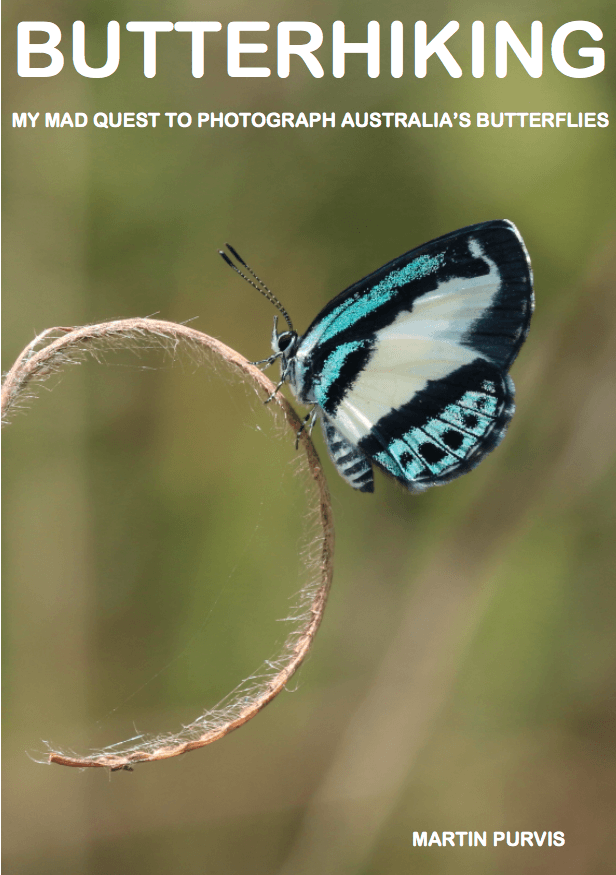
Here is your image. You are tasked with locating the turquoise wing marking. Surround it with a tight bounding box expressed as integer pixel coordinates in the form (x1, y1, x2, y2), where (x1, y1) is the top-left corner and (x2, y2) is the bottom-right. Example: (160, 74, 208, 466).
(302, 252, 445, 352)
(313, 340, 367, 407)
(421, 418, 477, 459)
(439, 403, 495, 438)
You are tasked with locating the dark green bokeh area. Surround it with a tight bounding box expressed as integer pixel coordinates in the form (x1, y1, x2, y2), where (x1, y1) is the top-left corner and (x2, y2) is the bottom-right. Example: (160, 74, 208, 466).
(3, 1, 616, 872)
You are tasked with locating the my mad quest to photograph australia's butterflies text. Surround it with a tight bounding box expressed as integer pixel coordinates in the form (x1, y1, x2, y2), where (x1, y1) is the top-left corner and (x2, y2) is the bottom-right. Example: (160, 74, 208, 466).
(221, 220, 534, 493)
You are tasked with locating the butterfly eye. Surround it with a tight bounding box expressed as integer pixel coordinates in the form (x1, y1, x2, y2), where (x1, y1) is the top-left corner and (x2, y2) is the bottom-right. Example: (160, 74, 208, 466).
(277, 333, 295, 352)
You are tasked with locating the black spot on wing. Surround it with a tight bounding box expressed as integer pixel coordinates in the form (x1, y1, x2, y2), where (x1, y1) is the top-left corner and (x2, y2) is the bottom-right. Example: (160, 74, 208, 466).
(442, 429, 464, 451)
(419, 443, 446, 464)
(399, 451, 414, 469)
(359, 358, 515, 490)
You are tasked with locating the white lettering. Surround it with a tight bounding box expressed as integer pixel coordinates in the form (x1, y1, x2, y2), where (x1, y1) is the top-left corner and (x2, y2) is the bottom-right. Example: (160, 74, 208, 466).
(551, 21, 604, 78)
(17, 22, 64, 77)
(495, 21, 543, 78)
(227, 22, 270, 77)
(414, 21, 461, 78)
(391, 21, 403, 78)
(277, 22, 323, 78)
(73, 20, 120, 78)
(173, 22, 222, 78)
(126, 21, 173, 78)
(471, 21, 484, 77)
(332, 20, 380, 78)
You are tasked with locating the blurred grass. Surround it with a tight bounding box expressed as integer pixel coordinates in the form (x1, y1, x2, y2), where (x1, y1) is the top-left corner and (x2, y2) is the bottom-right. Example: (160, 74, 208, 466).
(3, 1, 616, 872)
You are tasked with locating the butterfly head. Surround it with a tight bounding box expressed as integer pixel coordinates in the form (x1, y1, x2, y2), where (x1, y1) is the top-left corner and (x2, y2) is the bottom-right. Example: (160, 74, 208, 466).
(271, 315, 298, 362)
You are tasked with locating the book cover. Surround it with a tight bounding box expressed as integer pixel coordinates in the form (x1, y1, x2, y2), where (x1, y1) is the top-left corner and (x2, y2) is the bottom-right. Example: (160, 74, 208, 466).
(4, 2, 615, 872)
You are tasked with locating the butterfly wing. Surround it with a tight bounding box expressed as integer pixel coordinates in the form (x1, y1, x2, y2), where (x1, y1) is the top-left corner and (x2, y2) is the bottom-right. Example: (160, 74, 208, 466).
(293, 220, 533, 491)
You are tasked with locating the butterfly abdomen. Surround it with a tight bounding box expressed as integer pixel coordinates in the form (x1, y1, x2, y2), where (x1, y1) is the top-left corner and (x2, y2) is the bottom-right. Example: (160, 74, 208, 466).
(321, 418, 374, 493)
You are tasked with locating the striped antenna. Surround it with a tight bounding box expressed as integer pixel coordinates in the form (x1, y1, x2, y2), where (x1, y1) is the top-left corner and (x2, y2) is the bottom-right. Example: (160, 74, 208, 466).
(219, 245, 294, 331)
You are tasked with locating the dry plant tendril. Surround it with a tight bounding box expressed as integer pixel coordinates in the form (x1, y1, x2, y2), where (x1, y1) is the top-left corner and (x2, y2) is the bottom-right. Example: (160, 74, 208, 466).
(1, 318, 334, 771)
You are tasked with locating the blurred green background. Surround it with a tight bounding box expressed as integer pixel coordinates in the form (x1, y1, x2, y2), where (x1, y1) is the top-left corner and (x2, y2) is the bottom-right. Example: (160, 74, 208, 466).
(3, 0, 616, 872)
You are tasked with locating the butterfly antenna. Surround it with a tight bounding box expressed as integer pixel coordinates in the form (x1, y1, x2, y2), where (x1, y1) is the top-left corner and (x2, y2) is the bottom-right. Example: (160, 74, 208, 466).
(219, 244, 294, 331)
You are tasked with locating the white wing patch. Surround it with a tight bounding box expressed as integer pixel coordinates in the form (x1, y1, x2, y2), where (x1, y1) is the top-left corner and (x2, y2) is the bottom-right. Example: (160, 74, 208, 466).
(381, 238, 500, 347)
(330, 238, 502, 446)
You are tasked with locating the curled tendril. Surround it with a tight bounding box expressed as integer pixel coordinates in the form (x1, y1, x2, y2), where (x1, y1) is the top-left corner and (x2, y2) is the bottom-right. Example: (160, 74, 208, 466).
(2, 318, 334, 770)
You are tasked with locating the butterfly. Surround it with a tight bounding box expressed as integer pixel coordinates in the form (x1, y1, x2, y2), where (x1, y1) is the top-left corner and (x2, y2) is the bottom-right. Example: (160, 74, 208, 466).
(221, 220, 534, 493)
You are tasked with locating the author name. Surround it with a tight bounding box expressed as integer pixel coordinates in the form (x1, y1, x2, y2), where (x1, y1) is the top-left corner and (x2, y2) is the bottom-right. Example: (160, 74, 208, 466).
(413, 831, 565, 847)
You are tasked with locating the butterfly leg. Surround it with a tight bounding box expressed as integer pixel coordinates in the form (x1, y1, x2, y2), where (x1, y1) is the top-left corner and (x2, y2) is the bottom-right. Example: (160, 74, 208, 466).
(294, 405, 318, 449)
(248, 353, 280, 370)
(263, 377, 286, 404)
